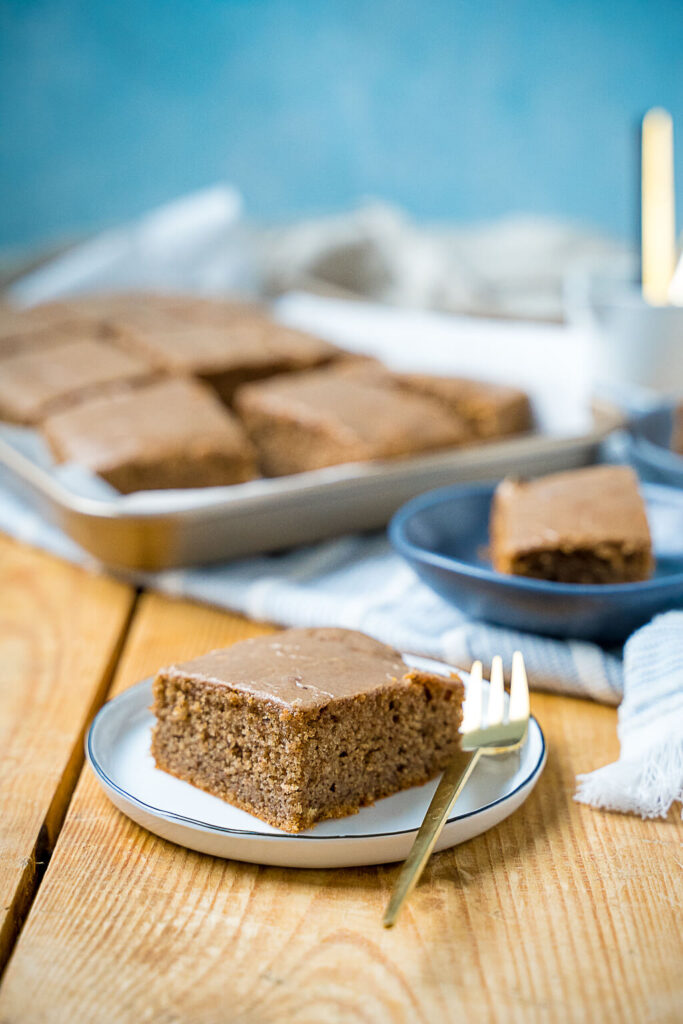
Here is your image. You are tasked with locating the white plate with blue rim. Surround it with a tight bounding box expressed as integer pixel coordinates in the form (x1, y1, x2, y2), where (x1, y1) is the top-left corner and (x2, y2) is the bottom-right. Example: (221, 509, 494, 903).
(86, 655, 546, 868)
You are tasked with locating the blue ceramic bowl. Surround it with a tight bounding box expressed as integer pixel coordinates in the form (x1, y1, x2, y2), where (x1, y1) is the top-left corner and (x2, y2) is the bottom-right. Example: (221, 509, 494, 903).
(625, 405, 683, 488)
(389, 481, 683, 644)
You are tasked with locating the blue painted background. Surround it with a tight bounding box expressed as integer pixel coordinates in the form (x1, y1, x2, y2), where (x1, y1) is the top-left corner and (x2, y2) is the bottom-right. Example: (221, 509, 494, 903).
(1, 0, 682, 247)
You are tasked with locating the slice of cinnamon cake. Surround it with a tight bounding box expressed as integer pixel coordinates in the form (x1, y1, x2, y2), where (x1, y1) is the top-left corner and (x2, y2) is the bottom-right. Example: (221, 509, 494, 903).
(151, 627, 465, 833)
(490, 465, 653, 583)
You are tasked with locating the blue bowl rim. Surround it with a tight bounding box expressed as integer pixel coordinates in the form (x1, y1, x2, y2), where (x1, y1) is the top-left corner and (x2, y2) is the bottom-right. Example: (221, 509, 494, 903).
(389, 480, 683, 597)
(626, 405, 683, 475)
(627, 434, 683, 477)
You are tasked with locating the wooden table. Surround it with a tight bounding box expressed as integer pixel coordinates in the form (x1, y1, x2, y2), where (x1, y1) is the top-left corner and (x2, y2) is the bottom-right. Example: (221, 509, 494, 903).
(0, 534, 681, 1024)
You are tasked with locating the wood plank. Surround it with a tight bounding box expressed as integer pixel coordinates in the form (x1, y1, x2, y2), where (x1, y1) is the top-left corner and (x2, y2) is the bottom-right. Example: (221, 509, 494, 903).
(1, 592, 681, 1023)
(0, 535, 135, 974)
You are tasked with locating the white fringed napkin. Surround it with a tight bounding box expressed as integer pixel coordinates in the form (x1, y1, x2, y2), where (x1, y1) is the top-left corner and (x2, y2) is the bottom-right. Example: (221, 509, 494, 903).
(576, 612, 683, 820)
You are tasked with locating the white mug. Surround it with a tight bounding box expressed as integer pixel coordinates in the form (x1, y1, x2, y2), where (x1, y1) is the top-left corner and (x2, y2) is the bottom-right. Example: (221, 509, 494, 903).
(565, 266, 683, 397)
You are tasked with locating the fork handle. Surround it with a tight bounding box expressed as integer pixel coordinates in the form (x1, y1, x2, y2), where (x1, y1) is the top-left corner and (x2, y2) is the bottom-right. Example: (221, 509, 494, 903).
(383, 747, 482, 928)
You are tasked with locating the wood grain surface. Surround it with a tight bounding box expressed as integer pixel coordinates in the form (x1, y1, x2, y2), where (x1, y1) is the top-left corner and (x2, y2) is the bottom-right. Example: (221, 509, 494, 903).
(0, 580, 681, 1023)
(0, 536, 134, 974)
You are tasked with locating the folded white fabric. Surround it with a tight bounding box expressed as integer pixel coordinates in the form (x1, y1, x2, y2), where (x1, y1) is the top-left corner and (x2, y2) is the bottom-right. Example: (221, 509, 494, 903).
(10, 184, 627, 322)
(576, 611, 683, 820)
(10, 186, 249, 305)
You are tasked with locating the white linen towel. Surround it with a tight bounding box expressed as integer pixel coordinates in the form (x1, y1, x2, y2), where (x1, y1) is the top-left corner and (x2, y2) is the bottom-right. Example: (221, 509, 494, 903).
(576, 612, 683, 819)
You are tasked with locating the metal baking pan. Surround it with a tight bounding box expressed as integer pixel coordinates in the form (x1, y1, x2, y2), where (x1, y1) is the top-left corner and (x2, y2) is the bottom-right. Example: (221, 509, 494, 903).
(0, 418, 616, 571)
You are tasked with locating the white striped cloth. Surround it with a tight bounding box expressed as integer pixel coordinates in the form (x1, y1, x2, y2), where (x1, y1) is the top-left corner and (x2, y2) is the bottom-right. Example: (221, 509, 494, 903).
(0, 459, 623, 705)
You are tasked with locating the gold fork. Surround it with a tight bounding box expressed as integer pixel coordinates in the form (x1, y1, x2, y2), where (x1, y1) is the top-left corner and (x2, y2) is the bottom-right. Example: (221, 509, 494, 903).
(383, 651, 530, 928)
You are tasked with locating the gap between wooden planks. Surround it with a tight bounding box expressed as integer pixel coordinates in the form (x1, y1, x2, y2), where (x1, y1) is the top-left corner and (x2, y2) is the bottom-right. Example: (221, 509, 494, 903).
(1, 588, 682, 1023)
(0, 535, 136, 975)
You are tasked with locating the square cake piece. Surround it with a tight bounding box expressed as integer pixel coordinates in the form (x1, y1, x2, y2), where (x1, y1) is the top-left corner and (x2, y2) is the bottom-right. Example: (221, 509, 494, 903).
(234, 364, 467, 475)
(80, 292, 265, 329)
(58, 291, 199, 318)
(162, 295, 267, 327)
(45, 295, 195, 345)
(490, 465, 653, 583)
(110, 318, 343, 404)
(66, 292, 241, 334)
(151, 627, 465, 832)
(0, 336, 156, 424)
(319, 361, 532, 442)
(0, 302, 105, 358)
(396, 374, 533, 441)
(42, 377, 258, 493)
